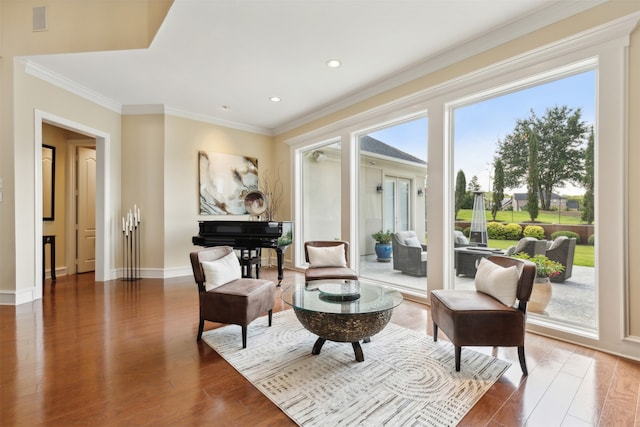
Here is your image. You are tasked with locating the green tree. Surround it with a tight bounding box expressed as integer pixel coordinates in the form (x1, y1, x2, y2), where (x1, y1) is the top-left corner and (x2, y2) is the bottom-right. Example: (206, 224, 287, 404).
(491, 159, 505, 220)
(582, 128, 595, 224)
(495, 105, 589, 209)
(527, 126, 539, 222)
(454, 170, 466, 220)
(467, 175, 481, 192)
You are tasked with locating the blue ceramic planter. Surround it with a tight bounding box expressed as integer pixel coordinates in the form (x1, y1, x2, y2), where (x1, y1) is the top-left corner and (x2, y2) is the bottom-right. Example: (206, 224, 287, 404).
(375, 243, 392, 262)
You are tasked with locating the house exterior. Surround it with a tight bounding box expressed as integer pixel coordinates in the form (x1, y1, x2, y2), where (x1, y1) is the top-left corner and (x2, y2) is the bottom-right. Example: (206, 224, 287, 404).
(1, 0, 639, 365)
(512, 192, 566, 211)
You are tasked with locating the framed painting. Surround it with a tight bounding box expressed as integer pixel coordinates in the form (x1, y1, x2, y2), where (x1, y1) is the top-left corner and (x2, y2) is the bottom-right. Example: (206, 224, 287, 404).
(198, 151, 259, 215)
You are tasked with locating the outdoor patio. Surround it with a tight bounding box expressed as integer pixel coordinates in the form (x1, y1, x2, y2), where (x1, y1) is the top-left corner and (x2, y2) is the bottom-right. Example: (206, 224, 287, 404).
(359, 254, 595, 329)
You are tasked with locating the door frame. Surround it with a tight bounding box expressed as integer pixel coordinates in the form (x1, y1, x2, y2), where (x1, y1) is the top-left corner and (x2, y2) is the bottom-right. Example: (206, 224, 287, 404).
(34, 110, 111, 299)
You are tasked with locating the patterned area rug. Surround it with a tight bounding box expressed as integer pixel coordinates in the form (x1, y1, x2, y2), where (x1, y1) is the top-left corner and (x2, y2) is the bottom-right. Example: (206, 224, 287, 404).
(202, 309, 509, 426)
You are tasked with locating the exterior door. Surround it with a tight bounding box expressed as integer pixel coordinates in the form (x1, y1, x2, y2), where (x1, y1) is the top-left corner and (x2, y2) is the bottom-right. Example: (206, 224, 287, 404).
(383, 176, 410, 233)
(77, 146, 96, 273)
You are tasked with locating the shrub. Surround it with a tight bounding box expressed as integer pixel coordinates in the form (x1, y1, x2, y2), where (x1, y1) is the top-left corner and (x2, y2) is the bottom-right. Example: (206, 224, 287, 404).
(588, 234, 595, 245)
(454, 226, 463, 232)
(503, 223, 523, 240)
(463, 227, 471, 237)
(372, 230, 392, 244)
(523, 225, 545, 240)
(486, 222, 505, 239)
(550, 230, 581, 243)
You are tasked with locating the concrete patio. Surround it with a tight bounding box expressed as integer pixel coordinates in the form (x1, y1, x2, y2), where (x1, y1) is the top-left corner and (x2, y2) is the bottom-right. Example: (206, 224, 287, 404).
(358, 255, 596, 329)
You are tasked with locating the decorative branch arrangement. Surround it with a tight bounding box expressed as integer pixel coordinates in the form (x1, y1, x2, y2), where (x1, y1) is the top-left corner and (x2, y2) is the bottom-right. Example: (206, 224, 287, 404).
(260, 164, 283, 221)
(122, 204, 141, 281)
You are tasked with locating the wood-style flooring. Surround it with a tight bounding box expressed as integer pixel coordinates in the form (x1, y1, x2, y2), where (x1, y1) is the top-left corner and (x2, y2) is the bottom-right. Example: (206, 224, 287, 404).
(1, 268, 639, 426)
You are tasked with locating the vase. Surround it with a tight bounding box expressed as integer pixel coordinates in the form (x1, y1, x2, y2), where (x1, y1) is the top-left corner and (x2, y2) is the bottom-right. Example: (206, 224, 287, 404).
(374, 243, 392, 262)
(529, 277, 552, 314)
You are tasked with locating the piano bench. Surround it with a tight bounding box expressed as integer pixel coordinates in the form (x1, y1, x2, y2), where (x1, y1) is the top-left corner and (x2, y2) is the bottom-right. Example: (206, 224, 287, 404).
(238, 248, 262, 278)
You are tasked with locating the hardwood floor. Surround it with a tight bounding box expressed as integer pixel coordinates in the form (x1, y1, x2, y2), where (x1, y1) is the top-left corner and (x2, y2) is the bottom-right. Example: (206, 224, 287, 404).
(2, 268, 639, 426)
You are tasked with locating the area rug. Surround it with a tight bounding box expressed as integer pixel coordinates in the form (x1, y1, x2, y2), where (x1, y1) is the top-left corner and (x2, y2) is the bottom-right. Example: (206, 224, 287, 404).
(202, 310, 509, 426)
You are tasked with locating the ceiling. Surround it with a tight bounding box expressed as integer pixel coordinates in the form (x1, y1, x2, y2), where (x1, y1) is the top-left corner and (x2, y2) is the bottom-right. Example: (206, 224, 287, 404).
(23, 0, 604, 135)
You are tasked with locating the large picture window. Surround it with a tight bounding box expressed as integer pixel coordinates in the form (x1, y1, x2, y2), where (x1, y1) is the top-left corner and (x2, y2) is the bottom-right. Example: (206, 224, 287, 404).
(451, 68, 597, 332)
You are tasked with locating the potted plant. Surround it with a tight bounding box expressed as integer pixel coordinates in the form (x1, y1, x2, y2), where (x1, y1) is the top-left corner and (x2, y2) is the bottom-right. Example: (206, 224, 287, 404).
(372, 230, 393, 262)
(511, 253, 564, 314)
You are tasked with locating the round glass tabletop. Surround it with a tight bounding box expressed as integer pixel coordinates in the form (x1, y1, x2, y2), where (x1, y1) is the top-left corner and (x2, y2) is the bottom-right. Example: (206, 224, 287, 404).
(281, 280, 403, 315)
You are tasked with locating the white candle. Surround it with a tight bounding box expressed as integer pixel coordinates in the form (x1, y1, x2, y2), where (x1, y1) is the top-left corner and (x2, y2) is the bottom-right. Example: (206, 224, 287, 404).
(122, 217, 125, 232)
(137, 207, 141, 224)
(125, 219, 129, 236)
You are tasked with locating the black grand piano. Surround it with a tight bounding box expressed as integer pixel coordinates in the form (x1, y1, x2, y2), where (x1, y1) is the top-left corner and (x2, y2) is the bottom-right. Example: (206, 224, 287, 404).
(192, 220, 292, 283)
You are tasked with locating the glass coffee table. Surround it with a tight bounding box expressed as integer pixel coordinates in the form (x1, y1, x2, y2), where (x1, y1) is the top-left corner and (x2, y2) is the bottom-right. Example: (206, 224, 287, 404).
(281, 280, 403, 362)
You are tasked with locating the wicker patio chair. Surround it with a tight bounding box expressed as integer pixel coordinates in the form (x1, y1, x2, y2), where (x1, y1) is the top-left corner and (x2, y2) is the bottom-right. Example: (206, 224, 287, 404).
(391, 231, 427, 277)
(545, 236, 577, 282)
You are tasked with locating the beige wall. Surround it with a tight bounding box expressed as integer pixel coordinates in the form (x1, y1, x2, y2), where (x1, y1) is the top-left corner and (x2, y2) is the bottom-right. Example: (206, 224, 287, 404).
(9, 65, 122, 297)
(120, 113, 277, 276)
(122, 114, 166, 272)
(1, 0, 171, 299)
(164, 115, 275, 272)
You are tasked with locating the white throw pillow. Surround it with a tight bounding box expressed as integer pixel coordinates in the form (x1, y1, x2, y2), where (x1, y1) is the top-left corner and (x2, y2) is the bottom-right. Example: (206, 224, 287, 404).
(201, 251, 241, 291)
(404, 236, 422, 248)
(307, 244, 347, 268)
(474, 258, 519, 306)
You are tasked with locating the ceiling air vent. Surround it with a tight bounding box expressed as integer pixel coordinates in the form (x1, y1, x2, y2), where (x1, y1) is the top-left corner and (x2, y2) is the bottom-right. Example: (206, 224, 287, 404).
(32, 6, 47, 32)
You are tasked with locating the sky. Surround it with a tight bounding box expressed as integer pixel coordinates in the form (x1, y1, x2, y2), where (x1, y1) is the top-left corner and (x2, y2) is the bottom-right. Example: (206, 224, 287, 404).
(369, 69, 596, 196)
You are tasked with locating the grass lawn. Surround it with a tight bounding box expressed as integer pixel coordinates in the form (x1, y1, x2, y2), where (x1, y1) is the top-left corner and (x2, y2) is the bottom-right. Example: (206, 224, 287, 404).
(487, 239, 594, 267)
(457, 209, 587, 225)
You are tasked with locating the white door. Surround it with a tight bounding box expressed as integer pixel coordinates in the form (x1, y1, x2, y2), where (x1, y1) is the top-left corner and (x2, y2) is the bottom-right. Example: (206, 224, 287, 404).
(383, 176, 411, 233)
(77, 146, 96, 273)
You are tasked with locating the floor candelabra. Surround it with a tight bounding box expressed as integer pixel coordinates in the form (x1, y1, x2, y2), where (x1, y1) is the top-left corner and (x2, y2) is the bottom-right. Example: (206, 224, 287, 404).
(122, 205, 141, 281)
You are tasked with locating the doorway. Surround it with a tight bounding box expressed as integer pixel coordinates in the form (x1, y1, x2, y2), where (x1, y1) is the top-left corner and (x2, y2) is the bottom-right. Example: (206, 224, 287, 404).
(35, 110, 112, 300)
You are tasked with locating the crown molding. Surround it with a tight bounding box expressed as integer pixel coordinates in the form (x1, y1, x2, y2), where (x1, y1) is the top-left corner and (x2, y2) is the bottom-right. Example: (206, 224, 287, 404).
(162, 106, 273, 135)
(273, 0, 608, 135)
(283, 10, 639, 146)
(121, 104, 166, 115)
(21, 61, 274, 135)
(121, 104, 274, 135)
(21, 59, 122, 114)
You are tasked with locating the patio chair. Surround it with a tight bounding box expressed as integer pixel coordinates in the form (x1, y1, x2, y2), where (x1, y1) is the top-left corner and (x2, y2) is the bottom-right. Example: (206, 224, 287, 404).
(391, 231, 427, 277)
(545, 236, 576, 282)
(431, 255, 536, 375)
(454, 230, 471, 247)
(504, 237, 547, 257)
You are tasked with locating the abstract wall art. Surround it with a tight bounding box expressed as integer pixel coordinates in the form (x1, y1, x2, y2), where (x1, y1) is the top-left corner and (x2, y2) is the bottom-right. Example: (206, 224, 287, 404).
(199, 151, 259, 215)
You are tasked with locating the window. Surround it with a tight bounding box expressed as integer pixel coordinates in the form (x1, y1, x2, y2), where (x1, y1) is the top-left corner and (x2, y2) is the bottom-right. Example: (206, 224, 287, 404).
(299, 141, 342, 251)
(451, 69, 596, 332)
(357, 117, 428, 292)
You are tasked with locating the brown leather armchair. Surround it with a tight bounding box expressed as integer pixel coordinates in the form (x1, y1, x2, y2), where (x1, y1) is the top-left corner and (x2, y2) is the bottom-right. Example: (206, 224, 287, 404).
(190, 246, 276, 348)
(304, 240, 358, 281)
(430, 255, 536, 375)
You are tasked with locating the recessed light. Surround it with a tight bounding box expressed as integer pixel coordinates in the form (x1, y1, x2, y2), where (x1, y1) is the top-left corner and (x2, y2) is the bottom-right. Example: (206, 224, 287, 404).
(326, 59, 341, 68)
(269, 96, 281, 102)
(220, 105, 231, 110)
